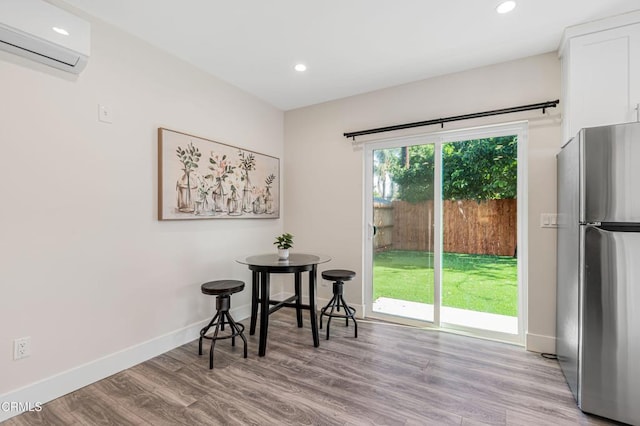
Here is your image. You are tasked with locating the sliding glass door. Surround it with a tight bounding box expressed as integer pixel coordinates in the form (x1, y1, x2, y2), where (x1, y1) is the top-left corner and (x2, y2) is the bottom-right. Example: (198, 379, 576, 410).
(364, 123, 526, 343)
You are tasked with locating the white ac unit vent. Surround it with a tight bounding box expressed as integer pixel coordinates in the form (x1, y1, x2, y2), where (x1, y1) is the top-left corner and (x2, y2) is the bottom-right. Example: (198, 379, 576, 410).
(0, 0, 90, 74)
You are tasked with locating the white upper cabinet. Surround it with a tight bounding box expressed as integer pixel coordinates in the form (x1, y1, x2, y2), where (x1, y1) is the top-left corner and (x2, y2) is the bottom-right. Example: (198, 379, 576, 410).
(560, 11, 640, 145)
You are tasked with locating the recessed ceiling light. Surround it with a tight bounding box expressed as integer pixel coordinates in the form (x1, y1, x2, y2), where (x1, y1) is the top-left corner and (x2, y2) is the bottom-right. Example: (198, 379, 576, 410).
(294, 63, 307, 72)
(52, 27, 69, 36)
(496, 1, 516, 14)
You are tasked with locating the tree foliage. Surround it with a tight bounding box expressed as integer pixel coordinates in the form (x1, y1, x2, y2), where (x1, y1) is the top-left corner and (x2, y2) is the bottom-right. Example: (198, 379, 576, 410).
(387, 136, 517, 202)
(388, 144, 435, 202)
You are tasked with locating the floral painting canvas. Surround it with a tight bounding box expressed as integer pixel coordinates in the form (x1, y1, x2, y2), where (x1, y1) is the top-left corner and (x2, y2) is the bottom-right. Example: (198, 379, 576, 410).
(158, 128, 280, 220)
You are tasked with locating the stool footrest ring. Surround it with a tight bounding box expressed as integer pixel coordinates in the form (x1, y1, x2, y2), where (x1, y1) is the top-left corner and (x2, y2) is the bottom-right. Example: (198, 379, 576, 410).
(320, 305, 356, 318)
(200, 321, 245, 341)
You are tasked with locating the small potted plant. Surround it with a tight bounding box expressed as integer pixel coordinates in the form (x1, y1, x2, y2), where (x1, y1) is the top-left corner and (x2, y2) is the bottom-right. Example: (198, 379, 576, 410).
(274, 233, 293, 260)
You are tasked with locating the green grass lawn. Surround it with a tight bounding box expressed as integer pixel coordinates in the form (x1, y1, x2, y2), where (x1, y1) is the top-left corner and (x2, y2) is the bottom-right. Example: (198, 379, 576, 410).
(373, 250, 518, 317)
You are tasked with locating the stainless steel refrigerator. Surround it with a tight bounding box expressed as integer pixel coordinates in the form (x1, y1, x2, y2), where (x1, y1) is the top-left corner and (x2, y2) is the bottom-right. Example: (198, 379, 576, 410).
(557, 122, 640, 425)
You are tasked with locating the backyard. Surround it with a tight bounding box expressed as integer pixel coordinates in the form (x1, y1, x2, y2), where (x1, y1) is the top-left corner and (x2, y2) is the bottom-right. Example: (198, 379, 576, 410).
(373, 250, 518, 317)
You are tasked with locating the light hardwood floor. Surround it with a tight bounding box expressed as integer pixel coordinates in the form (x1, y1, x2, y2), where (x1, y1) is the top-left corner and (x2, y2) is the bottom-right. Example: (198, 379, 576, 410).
(4, 311, 618, 425)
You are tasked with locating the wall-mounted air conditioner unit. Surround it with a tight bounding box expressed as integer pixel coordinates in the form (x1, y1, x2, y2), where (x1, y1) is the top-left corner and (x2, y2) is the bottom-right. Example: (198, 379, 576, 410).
(0, 0, 90, 74)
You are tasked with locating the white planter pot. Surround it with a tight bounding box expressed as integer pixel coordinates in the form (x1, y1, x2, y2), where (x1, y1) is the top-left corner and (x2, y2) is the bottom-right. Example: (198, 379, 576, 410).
(278, 248, 289, 260)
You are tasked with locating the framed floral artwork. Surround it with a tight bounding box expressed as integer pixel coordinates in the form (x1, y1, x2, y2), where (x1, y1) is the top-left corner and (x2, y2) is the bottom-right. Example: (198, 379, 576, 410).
(158, 128, 280, 220)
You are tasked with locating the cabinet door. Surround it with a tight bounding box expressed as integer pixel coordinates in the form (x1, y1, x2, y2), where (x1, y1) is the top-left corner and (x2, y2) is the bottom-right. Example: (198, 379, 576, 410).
(567, 23, 640, 140)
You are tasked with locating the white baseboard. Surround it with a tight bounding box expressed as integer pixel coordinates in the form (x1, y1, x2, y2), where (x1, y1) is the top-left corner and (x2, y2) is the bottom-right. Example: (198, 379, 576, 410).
(0, 305, 252, 423)
(525, 332, 556, 354)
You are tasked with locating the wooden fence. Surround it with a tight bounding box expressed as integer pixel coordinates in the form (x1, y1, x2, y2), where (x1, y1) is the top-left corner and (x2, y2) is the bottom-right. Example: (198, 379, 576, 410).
(374, 199, 517, 256)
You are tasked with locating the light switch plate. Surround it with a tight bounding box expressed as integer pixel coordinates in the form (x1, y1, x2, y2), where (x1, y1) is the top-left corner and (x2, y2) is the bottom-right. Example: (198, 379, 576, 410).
(98, 104, 113, 123)
(540, 213, 558, 228)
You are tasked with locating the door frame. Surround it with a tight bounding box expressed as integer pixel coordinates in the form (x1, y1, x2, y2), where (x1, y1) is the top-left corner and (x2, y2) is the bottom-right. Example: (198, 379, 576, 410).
(363, 121, 528, 345)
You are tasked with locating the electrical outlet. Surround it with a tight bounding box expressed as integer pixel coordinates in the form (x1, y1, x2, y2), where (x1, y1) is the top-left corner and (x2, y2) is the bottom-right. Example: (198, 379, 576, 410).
(14, 337, 31, 360)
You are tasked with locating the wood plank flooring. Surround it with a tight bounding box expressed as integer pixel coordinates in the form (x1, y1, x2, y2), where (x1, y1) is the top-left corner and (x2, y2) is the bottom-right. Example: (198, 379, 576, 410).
(3, 311, 619, 425)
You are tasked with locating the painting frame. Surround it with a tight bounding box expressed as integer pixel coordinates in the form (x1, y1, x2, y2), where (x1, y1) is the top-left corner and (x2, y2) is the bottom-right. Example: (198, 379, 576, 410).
(158, 127, 280, 220)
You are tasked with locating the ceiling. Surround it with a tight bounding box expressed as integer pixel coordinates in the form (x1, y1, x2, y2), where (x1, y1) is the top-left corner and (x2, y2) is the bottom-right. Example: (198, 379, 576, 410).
(60, 0, 639, 111)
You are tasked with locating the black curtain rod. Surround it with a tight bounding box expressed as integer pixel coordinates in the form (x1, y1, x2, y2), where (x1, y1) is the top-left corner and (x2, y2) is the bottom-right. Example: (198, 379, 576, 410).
(343, 99, 560, 140)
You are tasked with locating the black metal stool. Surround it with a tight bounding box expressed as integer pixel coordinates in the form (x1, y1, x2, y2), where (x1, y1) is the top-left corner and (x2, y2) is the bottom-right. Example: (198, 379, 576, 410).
(319, 269, 357, 339)
(198, 280, 247, 369)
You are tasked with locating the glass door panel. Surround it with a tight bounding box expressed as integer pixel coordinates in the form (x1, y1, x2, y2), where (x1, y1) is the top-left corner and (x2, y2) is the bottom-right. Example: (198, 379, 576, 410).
(371, 145, 435, 322)
(440, 137, 518, 334)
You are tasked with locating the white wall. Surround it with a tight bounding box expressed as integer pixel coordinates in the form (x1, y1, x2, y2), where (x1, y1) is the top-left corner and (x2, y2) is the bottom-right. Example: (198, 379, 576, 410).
(0, 10, 283, 401)
(284, 52, 560, 353)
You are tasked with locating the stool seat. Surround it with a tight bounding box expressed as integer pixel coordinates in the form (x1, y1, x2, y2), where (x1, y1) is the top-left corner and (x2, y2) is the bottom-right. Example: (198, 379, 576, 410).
(201, 280, 244, 296)
(321, 269, 356, 282)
